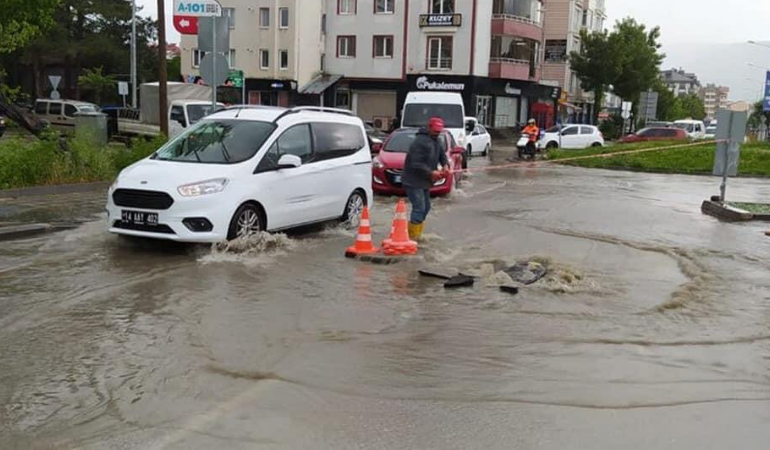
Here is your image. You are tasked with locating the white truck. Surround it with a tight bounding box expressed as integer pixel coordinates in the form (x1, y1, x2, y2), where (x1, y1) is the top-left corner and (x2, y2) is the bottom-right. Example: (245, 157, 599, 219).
(115, 82, 223, 139)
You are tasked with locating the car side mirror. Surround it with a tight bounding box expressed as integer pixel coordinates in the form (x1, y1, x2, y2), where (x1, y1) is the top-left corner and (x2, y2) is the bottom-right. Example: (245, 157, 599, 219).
(452, 146, 465, 155)
(277, 154, 302, 169)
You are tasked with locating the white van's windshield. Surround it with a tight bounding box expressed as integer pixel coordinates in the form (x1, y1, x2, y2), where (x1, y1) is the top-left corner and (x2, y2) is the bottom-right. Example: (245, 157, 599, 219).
(154, 120, 276, 164)
(403, 103, 464, 128)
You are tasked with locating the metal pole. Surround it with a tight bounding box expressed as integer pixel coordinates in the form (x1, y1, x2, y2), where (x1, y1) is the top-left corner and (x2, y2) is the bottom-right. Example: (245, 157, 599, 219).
(719, 111, 734, 202)
(131, 0, 137, 108)
(157, 0, 169, 136)
(212, 18, 217, 108)
(241, 75, 246, 104)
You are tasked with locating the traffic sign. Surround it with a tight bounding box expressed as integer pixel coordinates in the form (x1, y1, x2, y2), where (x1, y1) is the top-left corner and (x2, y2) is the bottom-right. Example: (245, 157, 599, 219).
(173, 0, 221, 17)
(174, 15, 198, 35)
(621, 101, 632, 120)
(228, 69, 244, 88)
(197, 16, 230, 53)
(200, 53, 230, 87)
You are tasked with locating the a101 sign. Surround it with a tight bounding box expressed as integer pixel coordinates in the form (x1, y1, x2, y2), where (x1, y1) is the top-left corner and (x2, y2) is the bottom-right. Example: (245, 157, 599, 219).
(173, 0, 222, 35)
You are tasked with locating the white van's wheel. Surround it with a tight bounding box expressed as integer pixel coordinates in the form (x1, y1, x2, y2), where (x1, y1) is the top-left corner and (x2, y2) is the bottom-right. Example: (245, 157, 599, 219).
(341, 191, 366, 229)
(228, 203, 264, 240)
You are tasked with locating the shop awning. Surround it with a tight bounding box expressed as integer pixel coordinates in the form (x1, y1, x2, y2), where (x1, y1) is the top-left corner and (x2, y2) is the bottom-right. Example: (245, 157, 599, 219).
(298, 74, 343, 95)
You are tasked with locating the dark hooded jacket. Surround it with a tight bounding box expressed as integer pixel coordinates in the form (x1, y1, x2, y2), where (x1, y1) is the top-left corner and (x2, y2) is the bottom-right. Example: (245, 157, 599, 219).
(402, 128, 449, 189)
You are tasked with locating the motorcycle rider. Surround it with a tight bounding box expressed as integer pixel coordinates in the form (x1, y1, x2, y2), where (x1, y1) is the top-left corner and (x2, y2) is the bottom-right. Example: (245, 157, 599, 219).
(519, 118, 540, 159)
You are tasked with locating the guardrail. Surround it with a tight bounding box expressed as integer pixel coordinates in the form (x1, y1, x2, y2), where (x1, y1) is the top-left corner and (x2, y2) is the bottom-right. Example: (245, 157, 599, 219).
(489, 57, 530, 65)
(491, 14, 542, 27)
(425, 58, 453, 70)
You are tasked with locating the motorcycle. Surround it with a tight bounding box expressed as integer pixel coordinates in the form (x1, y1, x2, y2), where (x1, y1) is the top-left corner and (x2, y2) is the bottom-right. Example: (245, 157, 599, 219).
(516, 133, 537, 160)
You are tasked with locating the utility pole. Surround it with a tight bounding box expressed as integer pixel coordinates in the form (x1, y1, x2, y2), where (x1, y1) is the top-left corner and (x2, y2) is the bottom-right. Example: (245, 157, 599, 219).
(157, 0, 169, 136)
(131, 0, 137, 108)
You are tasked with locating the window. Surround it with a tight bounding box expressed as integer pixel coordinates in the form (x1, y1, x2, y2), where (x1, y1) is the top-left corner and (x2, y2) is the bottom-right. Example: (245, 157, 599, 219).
(427, 36, 452, 70)
(375, 0, 394, 14)
(312, 123, 366, 160)
(402, 103, 464, 128)
(561, 126, 578, 136)
(338, 0, 356, 14)
(279, 7, 289, 28)
(49, 102, 62, 115)
(223, 7, 235, 28)
(35, 101, 48, 115)
(320, 54, 326, 71)
(279, 50, 289, 70)
(193, 49, 206, 67)
(373, 35, 394, 58)
(260, 49, 270, 69)
(276, 124, 313, 163)
(430, 0, 454, 13)
(321, 14, 327, 33)
(335, 90, 350, 108)
(337, 36, 356, 58)
(227, 49, 236, 67)
(154, 120, 276, 164)
(169, 105, 186, 126)
(580, 126, 594, 135)
(64, 104, 78, 117)
(573, 6, 582, 31)
(259, 7, 270, 27)
(582, 9, 587, 27)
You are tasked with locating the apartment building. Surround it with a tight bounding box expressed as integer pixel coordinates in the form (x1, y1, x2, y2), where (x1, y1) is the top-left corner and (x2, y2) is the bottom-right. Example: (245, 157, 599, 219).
(699, 83, 729, 119)
(541, 0, 606, 123)
(661, 68, 701, 97)
(323, 0, 560, 129)
(180, 0, 323, 106)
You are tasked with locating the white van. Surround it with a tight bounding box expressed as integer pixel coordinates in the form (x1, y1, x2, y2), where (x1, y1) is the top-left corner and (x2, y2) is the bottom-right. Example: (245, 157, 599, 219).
(401, 91, 468, 147)
(107, 106, 373, 243)
(34, 99, 100, 133)
(673, 119, 706, 140)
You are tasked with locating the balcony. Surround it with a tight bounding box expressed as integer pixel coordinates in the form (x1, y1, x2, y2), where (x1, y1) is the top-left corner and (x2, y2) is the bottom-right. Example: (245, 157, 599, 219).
(489, 58, 540, 82)
(490, 14, 542, 42)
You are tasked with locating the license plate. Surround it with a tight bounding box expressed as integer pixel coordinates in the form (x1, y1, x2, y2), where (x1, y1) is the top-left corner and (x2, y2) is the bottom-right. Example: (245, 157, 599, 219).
(393, 174, 402, 183)
(121, 210, 159, 226)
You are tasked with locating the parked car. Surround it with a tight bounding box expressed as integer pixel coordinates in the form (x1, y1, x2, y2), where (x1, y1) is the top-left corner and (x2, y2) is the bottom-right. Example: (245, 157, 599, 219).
(107, 106, 373, 243)
(34, 99, 100, 133)
(466, 122, 491, 156)
(618, 127, 688, 143)
(704, 125, 717, 140)
(372, 128, 464, 196)
(0, 115, 6, 138)
(364, 121, 389, 153)
(673, 119, 706, 139)
(538, 124, 605, 149)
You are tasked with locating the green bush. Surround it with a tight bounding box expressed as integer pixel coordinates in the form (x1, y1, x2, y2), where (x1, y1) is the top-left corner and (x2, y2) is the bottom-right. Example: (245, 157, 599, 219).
(0, 134, 167, 190)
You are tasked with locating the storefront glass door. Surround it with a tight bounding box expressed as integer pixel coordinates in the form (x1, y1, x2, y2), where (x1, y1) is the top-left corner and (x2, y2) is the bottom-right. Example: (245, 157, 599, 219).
(475, 96, 492, 126)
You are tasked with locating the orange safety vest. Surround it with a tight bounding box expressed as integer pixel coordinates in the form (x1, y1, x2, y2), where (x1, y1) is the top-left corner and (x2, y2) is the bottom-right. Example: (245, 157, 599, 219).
(523, 125, 540, 142)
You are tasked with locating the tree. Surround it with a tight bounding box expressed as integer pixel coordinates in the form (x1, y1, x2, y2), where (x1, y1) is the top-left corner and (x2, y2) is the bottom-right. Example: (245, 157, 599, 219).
(78, 66, 115, 105)
(168, 56, 182, 83)
(610, 18, 665, 116)
(0, 0, 59, 54)
(569, 29, 622, 123)
(748, 100, 770, 130)
(679, 93, 706, 120)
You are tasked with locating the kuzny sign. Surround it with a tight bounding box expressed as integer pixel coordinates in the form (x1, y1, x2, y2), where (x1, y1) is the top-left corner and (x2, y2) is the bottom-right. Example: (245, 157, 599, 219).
(174, 0, 221, 17)
(419, 14, 462, 27)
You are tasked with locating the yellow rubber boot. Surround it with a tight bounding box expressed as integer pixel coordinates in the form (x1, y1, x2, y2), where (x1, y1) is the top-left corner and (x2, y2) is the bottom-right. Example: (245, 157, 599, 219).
(408, 222, 423, 241)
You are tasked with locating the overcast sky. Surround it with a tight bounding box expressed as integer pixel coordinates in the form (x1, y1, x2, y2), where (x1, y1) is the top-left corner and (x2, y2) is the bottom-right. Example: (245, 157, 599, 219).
(138, 0, 770, 100)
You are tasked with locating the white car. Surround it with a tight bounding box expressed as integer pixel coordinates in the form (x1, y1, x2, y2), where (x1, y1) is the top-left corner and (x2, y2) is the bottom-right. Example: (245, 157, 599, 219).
(107, 106, 373, 243)
(538, 124, 605, 150)
(673, 119, 706, 140)
(466, 123, 491, 156)
(704, 125, 717, 140)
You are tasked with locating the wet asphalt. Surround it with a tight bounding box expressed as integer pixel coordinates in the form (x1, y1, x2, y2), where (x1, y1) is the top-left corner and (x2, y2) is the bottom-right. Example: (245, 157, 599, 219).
(1, 151, 770, 449)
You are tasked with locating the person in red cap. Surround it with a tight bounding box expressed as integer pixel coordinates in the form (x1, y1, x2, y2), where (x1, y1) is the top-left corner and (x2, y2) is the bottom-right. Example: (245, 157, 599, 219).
(401, 116, 451, 240)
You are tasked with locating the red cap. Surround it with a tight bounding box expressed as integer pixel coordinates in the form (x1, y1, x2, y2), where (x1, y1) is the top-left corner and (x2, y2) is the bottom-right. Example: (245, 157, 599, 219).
(428, 117, 444, 133)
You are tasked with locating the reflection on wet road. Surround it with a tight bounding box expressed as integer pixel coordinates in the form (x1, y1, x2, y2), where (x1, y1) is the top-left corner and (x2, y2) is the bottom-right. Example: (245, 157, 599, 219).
(2, 161, 770, 449)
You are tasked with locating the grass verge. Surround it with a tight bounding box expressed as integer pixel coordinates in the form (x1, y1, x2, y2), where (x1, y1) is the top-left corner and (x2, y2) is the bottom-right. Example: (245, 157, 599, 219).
(548, 141, 770, 177)
(0, 135, 166, 190)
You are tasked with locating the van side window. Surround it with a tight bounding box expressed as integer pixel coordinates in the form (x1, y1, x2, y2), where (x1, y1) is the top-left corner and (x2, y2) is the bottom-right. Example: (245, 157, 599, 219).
(256, 143, 281, 172)
(64, 104, 78, 117)
(256, 124, 313, 172)
(312, 122, 365, 161)
(35, 102, 48, 115)
(49, 102, 62, 115)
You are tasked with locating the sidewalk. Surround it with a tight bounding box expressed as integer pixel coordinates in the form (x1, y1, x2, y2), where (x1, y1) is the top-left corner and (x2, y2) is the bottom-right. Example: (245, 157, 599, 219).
(0, 182, 108, 240)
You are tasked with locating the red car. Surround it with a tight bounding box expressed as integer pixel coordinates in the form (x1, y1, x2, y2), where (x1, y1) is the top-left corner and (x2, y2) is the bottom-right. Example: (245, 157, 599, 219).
(372, 128, 464, 196)
(619, 127, 688, 143)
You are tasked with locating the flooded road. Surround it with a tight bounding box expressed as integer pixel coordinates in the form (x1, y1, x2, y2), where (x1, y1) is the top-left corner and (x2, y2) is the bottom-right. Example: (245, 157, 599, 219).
(2, 159, 770, 449)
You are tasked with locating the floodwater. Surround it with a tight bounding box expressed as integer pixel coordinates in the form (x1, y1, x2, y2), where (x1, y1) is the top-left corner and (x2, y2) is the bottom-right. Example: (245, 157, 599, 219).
(2, 156, 770, 449)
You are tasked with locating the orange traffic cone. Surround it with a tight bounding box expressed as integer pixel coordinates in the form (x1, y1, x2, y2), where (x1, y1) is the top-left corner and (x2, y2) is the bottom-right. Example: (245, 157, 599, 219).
(345, 207, 379, 257)
(382, 199, 418, 256)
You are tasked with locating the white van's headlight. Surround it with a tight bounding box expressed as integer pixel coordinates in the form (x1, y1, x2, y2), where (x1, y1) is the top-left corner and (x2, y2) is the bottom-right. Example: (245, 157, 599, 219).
(458, 133, 466, 146)
(178, 178, 229, 197)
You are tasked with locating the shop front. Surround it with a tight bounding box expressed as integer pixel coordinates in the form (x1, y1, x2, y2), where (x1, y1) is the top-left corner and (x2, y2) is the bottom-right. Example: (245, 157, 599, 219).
(245, 79, 297, 107)
(328, 79, 403, 131)
(401, 75, 560, 130)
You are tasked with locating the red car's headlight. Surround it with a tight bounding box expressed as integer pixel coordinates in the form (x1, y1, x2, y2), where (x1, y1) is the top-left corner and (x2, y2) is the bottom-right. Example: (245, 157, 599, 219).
(373, 157, 385, 170)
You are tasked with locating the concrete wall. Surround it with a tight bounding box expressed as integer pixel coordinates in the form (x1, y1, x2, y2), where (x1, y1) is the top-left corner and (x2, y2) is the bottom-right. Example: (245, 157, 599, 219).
(324, 0, 405, 79)
(472, 0, 493, 77)
(406, 0, 474, 76)
(295, 0, 323, 87)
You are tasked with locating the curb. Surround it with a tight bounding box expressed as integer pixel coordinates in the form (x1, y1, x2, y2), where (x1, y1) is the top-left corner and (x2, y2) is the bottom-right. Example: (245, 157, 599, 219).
(0, 181, 110, 199)
(0, 223, 79, 241)
(701, 200, 754, 222)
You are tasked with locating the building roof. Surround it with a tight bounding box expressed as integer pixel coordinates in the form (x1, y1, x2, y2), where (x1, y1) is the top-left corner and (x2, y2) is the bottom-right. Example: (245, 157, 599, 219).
(298, 74, 343, 95)
(661, 68, 699, 85)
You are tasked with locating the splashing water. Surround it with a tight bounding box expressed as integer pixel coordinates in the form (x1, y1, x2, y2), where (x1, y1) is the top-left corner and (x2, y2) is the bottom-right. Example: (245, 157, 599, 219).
(199, 232, 296, 265)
